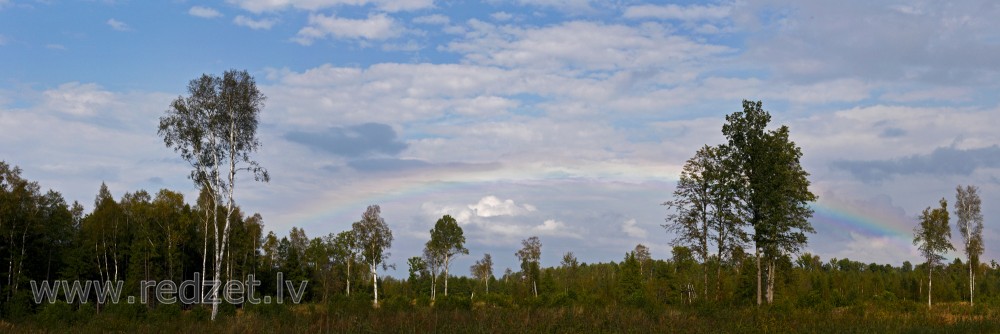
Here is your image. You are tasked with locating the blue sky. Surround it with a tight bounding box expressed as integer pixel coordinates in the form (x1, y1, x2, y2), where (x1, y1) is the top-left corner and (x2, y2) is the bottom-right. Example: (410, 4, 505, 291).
(3, 0, 1000, 277)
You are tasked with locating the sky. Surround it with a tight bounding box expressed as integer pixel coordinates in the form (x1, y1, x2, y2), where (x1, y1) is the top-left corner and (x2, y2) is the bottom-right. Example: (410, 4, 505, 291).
(2, 0, 1000, 277)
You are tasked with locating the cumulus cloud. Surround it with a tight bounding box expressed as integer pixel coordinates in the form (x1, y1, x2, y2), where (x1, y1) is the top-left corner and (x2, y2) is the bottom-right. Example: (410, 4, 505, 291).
(831, 232, 919, 265)
(42, 82, 117, 117)
(294, 13, 402, 45)
(490, 12, 512, 21)
(106, 18, 130, 31)
(234, 15, 276, 30)
(470, 196, 537, 217)
(533, 219, 581, 238)
(189, 6, 222, 19)
(622, 218, 647, 239)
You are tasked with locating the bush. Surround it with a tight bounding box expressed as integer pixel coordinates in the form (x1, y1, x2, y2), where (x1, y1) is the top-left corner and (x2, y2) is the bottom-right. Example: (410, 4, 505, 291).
(35, 301, 75, 326)
(479, 293, 513, 308)
(151, 303, 181, 321)
(381, 295, 412, 311)
(190, 305, 210, 321)
(244, 300, 291, 319)
(434, 295, 471, 311)
(104, 302, 147, 321)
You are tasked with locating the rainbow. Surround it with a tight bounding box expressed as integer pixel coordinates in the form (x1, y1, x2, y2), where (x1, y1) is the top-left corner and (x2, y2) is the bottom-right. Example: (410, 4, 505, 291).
(809, 200, 915, 239)
(270, 160, 918, 252)
(270, 160, 680, 233)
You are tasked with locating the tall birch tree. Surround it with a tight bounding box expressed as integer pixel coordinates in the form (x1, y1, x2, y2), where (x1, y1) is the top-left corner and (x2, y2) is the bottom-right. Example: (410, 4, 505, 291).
(913, 198, 953, 309)
(955, 185, 983, 306)
(158, 69, 269, 320)
(352, 205, 393, 307)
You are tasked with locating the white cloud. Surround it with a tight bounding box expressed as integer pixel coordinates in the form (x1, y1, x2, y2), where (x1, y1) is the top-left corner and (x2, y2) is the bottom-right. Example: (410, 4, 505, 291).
(294, 13, 401, 45)
(832, 232, 919, 265)
(46, 44, 66, 51)
(189, 6, 223, 19)
(622, 218, 646, 239)
(490, 11, 512, 21)
(737, 1, 1000, 85)
(228, 0, 433, 13)
(446, 20, 732, 71)
(42, 82, 117, 117)
(0, 84, 177, 212)
(106, 18, 130, 31)
(234, 15, 277, 30)
(469, 195, 536, 217)
(420, 201, 473, 223)
(533, 219, 581, 238)
(0, 34, 7, 46)
(413, 14, 449, 25)
(623, 4, 731, 21)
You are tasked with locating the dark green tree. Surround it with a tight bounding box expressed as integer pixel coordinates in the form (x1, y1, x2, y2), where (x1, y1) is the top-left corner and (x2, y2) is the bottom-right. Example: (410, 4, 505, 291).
(721, 100, 816, 305)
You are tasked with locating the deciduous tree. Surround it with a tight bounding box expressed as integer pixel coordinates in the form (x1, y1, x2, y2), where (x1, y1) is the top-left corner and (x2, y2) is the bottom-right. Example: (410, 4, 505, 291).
(913, 198, 953, 308)
(159, 69, 269, 320)
(471, 253, 493, 294)
(425, 215, 467, 297)
(955, 185, 984, 306)
(352, 205, 393, 307)
(721, 100, 816, 305)
(516, 236, 542, 297)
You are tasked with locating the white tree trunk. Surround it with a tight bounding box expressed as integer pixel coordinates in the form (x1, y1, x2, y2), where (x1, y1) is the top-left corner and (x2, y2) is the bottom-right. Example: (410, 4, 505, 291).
(970, 261, 975, 306)
(928, 264, 933, 308)
(372, 262, 379, 307)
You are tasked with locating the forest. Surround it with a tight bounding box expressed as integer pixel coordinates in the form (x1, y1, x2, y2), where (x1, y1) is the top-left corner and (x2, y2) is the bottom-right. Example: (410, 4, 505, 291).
(0, 71, 996, 332)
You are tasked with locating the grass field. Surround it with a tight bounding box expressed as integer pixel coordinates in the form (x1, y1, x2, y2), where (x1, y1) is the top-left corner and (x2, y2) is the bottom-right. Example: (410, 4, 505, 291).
(11, 301, 1000, 333)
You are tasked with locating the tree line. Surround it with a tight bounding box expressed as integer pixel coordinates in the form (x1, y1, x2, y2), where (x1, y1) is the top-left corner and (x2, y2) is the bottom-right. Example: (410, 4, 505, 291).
(0, 161, 994, 320)
(0, 71, 992, 322)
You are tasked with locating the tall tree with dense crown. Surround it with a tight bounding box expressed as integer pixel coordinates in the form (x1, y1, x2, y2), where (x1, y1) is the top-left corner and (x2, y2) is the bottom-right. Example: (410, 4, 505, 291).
(352, 205, 393, 307)
(425, 215, 467, 297)
(159, 69, 269, 320)
(954, 185, 983, 306)
(721, 100, 816, 305)
(913, 198, 953, 309)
